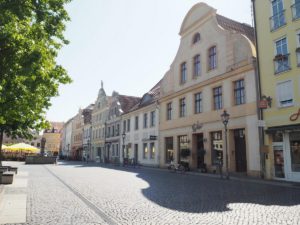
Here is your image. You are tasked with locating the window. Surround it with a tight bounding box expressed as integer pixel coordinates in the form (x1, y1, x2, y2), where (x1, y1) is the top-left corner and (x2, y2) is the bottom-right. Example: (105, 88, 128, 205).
(116, 144, 119, 156)
(150, 111, 155, 127)
(143, 113, 148, 128)
(193, 54, 201, 77)
(180, 62, 187, 84)
(165, 137, 174, 163)
(135, 116, 139, 130)
(150, 142, 155, 159)
(289, 132, 300, 172)
(213, 86, 222, 110)
(193, 33, 201, 44)
(179, 98, 186, 117)
(127, 119, 130, 132)
(234, 79, 245, 105)
(277, 80, 293, 107)
(143, 143, 148, 159)
(270, 0, 285, 30)
(274, 38, 290, 73)
(211, 131, 223, 165)
(291, 0, 300, 20)
(167, 102, 172, 120)
(123, 120, 126, 133)
(116, 124, 120, 136)
(194, 92, 202, 114)
(178, 135, 189, 162)
(208, 46, 217, 70)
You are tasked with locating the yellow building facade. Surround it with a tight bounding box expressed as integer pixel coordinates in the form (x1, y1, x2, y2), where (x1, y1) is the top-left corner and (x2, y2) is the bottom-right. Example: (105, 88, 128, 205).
(253, 0, 300, 182)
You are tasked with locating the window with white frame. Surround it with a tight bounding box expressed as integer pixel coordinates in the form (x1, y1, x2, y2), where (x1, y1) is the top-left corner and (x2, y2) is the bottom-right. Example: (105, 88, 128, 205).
(150, 111, 155, 127)
(180, 62, 187, 84)
(277, 80, 294, 107)
(274, 37, 289, 73)
(143, 113, 148, 128)
(292, 0, 300, 20)
(270, 0, 285, 30)
(208, 46, 217, 70)
(193, 54, 201, 77)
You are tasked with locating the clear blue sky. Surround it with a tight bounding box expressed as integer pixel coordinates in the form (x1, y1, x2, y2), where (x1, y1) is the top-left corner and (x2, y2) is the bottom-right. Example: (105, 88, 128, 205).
(46, 0, 252, 122)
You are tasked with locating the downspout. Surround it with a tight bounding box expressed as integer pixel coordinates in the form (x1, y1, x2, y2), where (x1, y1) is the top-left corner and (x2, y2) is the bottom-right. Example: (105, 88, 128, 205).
(251, 0, 265, 179)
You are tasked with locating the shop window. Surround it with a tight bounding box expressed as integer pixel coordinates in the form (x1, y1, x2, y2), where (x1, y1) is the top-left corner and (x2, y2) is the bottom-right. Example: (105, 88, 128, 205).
(143, 143, 148, 159)
(165, 137, 174, 163)
(273, 145, 285, 178)
(290, 132, 300, 172)
(150, 142, 155, 159)
(211, 131, 223, 165)
(178, 135, 189, 162)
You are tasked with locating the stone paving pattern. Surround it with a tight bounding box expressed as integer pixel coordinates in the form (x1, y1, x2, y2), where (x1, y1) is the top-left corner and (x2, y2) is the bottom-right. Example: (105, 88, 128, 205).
(4, 161, 300, 225)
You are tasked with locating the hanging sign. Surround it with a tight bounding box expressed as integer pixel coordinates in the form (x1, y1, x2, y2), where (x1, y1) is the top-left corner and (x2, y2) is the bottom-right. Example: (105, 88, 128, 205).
(290, 108, 300, 121)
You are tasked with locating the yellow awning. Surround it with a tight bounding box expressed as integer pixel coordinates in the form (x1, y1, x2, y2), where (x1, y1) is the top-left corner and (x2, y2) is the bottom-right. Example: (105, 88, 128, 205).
(5, 143, 40, 153)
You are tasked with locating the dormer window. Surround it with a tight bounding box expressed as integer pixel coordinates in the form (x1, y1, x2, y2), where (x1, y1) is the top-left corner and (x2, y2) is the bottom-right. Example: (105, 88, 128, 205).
(193, 33, 201, 44)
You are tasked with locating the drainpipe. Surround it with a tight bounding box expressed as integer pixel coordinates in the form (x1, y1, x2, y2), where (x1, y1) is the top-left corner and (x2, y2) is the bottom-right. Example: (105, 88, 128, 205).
(251, 0, 266, 179)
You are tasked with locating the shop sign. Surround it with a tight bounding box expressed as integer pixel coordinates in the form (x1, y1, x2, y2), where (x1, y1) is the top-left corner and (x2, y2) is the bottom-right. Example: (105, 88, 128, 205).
(290, 108, 300, 121)
(258, 100, 268, 109)
(192, 121, 203, 132)
(258, 120, 266, 127)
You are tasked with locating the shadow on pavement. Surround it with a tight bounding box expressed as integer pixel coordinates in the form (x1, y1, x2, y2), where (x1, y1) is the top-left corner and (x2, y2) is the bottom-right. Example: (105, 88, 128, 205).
(56, 160, 300, 213)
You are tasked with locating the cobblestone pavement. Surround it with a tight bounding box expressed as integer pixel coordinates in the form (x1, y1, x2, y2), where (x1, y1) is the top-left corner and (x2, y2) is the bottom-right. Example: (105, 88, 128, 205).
(4, 161, 300, 225)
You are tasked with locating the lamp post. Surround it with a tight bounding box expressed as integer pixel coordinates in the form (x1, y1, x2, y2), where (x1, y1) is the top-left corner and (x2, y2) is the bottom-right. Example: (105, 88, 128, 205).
(221, 110, 230, 179)
(122, 132, 126, 164)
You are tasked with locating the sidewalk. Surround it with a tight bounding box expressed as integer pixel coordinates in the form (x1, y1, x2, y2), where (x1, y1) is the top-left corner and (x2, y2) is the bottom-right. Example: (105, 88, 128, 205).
(0, 170, 28, 224)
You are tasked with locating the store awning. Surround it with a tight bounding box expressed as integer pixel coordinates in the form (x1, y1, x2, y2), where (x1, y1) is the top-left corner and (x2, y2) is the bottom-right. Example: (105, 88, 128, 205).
(265, 124, 300, 134)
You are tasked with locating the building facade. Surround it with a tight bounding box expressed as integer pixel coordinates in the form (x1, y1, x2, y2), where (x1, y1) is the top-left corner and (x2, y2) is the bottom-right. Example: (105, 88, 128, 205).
(159, 3, 261, 176)
(42, 122, 64, 156)
(91, 82, 110, 162)
(253, 0, 300, 182)
(121, 81, 161, 167)
(105, 92, 140, 164)
(61, 117, 73, 159)
(82, 104, 94, 161)
(71, 109, 84, 160)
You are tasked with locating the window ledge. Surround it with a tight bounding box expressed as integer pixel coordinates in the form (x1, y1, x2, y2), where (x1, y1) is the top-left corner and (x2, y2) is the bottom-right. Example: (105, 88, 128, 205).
(270, 23, 287, 32)
(275, 68, 291, 75)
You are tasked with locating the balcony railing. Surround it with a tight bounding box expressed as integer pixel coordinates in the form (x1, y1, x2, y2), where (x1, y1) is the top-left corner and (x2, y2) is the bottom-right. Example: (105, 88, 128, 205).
(270, 10, 286, 31)
(274, 53, 290, 74)
(292, 2, 300, 20)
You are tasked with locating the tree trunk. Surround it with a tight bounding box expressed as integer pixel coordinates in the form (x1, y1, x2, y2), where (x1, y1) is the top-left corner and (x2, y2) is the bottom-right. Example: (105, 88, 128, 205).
(0, 129, 3, 166)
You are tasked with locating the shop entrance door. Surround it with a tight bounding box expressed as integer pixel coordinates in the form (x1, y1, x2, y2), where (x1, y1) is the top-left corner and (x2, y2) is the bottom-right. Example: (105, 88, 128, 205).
(285, 132, 300, 181)
(234, 129, 247, 172)
(134, 144, 138, 164)
(196, 134, 205, 168)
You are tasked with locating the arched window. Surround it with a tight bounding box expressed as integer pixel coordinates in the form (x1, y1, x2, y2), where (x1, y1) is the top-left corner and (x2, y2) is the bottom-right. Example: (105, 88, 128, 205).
(193, 33, 201, 44)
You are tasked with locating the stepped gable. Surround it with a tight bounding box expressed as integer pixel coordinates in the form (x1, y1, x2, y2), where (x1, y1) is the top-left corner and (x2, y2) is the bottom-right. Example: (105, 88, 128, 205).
(216, 14, 255, 44)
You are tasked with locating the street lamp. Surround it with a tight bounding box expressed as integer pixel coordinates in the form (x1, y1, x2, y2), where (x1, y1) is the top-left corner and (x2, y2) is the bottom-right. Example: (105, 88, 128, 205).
(221, 110, 230, 179)
(122, 132, 126, 163)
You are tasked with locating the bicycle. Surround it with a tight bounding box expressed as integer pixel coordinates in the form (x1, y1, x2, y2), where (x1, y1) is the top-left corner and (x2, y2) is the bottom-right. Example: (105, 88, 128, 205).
(168, 162, 186, 173)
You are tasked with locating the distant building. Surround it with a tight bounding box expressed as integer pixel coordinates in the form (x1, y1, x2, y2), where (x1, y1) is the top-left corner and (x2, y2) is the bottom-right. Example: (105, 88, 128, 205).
(61, 117, 74, 159)
(2, 131, 42, 148)
(105, 92, 140, 164)
(71, 109, 84, 160)
(121, 80, 161, 167)
(42, 122, 64, 156)
(82, 104, 94, 161)
(91, 82, 110, 162)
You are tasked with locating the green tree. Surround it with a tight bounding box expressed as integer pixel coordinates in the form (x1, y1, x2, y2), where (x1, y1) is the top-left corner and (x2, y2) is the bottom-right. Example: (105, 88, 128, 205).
(0, 0, 72, 165)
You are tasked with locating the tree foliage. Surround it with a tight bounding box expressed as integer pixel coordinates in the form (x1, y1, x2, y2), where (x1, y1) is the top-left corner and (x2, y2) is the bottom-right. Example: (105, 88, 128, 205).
(0, 0, 72, 161)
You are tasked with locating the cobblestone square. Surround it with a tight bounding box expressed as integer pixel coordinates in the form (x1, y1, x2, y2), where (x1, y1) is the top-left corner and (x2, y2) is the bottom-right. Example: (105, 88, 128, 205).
(3, 161, 300, 225)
